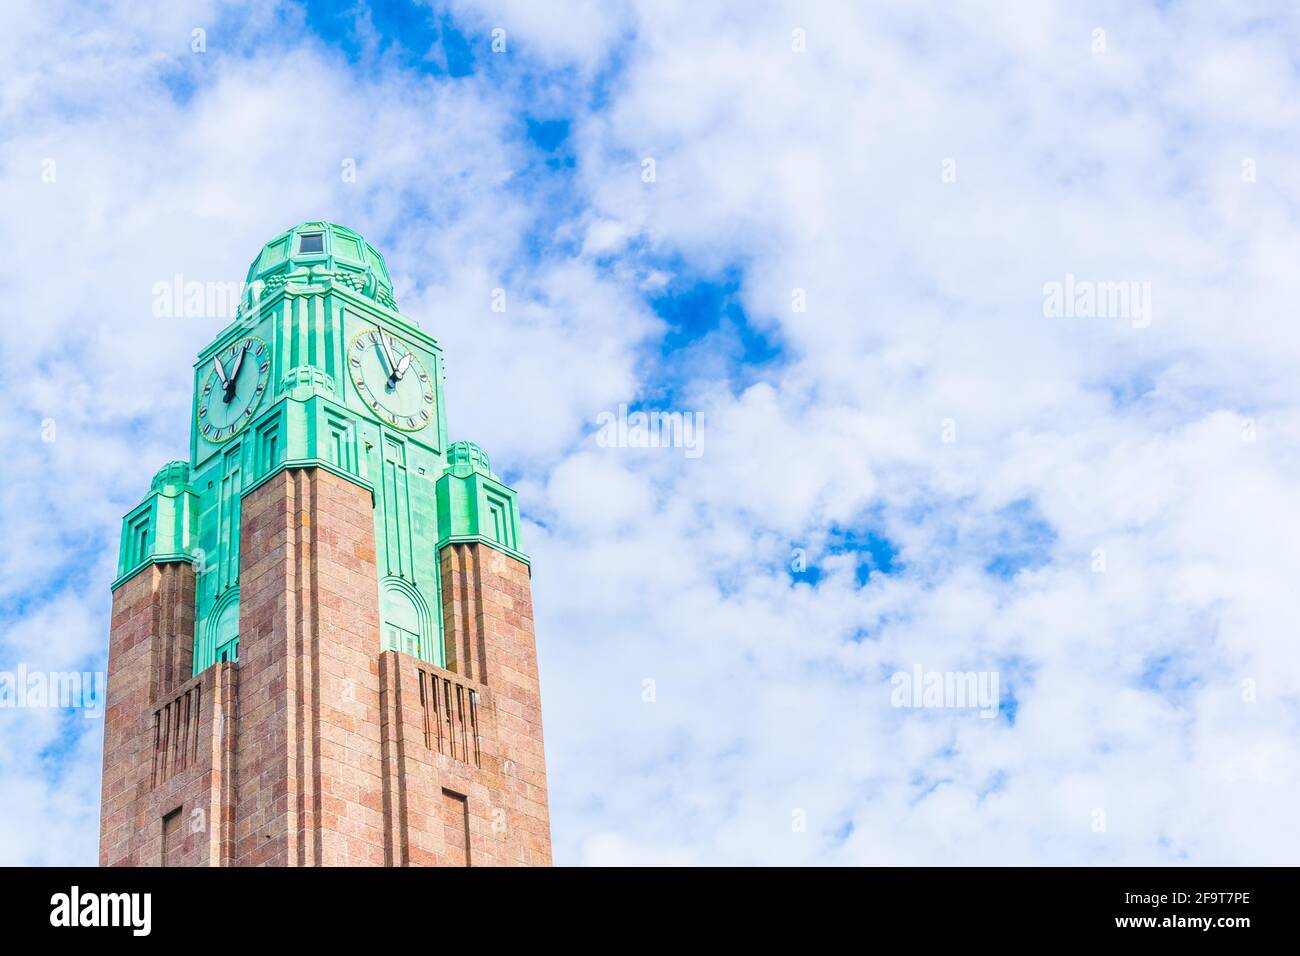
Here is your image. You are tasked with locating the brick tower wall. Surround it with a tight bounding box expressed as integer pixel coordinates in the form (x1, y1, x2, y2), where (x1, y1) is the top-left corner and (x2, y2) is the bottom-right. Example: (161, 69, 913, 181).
(235, 468, 387, 866)
(100, 467, 552, 866)
(101, 562, 238, 867)
(437, 542, 551, 864)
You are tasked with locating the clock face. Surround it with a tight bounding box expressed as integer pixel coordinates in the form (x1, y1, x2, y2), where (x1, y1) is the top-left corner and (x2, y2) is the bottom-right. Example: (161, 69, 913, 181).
(198, 336, 271, 444)
(348, 328, 435, 432)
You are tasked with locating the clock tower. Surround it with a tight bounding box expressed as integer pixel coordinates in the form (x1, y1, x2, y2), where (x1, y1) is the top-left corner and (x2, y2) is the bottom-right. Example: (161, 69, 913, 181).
(99, 223, 552, 866)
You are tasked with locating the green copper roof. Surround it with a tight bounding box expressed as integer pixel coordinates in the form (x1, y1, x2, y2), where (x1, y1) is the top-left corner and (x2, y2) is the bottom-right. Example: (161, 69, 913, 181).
(245, 222, 398, 311)
(446, 440, 498, 480)
(436, 441, 523, 559)
(150, 460, 193, 495)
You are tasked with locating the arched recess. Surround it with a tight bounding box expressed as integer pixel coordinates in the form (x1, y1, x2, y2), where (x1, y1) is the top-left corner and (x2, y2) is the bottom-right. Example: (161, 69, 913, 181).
(380, 577, 440, 667)
(198, 588, 241, 671)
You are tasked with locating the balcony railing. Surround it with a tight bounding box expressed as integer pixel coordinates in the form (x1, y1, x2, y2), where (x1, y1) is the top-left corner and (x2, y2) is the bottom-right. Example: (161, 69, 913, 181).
(416, 667, 481, 768)
(151, 677, 203, 787)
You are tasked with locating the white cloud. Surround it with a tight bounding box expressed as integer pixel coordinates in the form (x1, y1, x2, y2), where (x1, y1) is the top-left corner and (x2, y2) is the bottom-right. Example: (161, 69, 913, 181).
(517, 0, 1300, 865)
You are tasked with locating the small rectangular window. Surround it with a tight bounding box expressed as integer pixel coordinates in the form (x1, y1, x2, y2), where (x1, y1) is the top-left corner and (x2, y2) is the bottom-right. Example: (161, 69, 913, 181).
(441, 790, 471, 866)
(162, 807, 183, 867)
(298, 233, 324, 253)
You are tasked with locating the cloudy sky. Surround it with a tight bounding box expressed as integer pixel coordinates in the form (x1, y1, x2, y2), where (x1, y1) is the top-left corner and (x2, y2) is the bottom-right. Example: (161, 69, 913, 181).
(2, 0, 1298, 865)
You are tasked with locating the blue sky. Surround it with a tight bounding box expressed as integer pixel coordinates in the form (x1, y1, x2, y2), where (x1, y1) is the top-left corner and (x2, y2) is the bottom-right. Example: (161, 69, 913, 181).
(2, 0, 1299, 865)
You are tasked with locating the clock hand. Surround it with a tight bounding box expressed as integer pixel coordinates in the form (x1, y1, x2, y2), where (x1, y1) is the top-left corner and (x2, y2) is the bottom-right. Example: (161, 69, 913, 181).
(394, 353, 412, 382)
(224, 345, 247, 403)
(212, 355, 230, 389)
(379, 332, 397, 375)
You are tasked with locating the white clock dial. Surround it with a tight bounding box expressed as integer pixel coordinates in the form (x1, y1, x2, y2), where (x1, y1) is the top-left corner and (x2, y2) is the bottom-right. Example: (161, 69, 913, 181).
(348, 328, 435, 432)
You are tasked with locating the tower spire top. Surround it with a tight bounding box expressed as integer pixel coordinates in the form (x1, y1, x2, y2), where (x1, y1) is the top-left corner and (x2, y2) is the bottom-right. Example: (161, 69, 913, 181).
(245, 221, 398, 311)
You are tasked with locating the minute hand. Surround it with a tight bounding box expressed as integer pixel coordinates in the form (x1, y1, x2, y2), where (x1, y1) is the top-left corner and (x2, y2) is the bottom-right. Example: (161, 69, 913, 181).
(379, 333, 398, 375)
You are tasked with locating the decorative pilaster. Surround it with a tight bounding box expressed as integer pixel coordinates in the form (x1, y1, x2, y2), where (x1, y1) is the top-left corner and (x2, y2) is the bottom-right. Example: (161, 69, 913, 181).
(235, 468, 386, 866)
